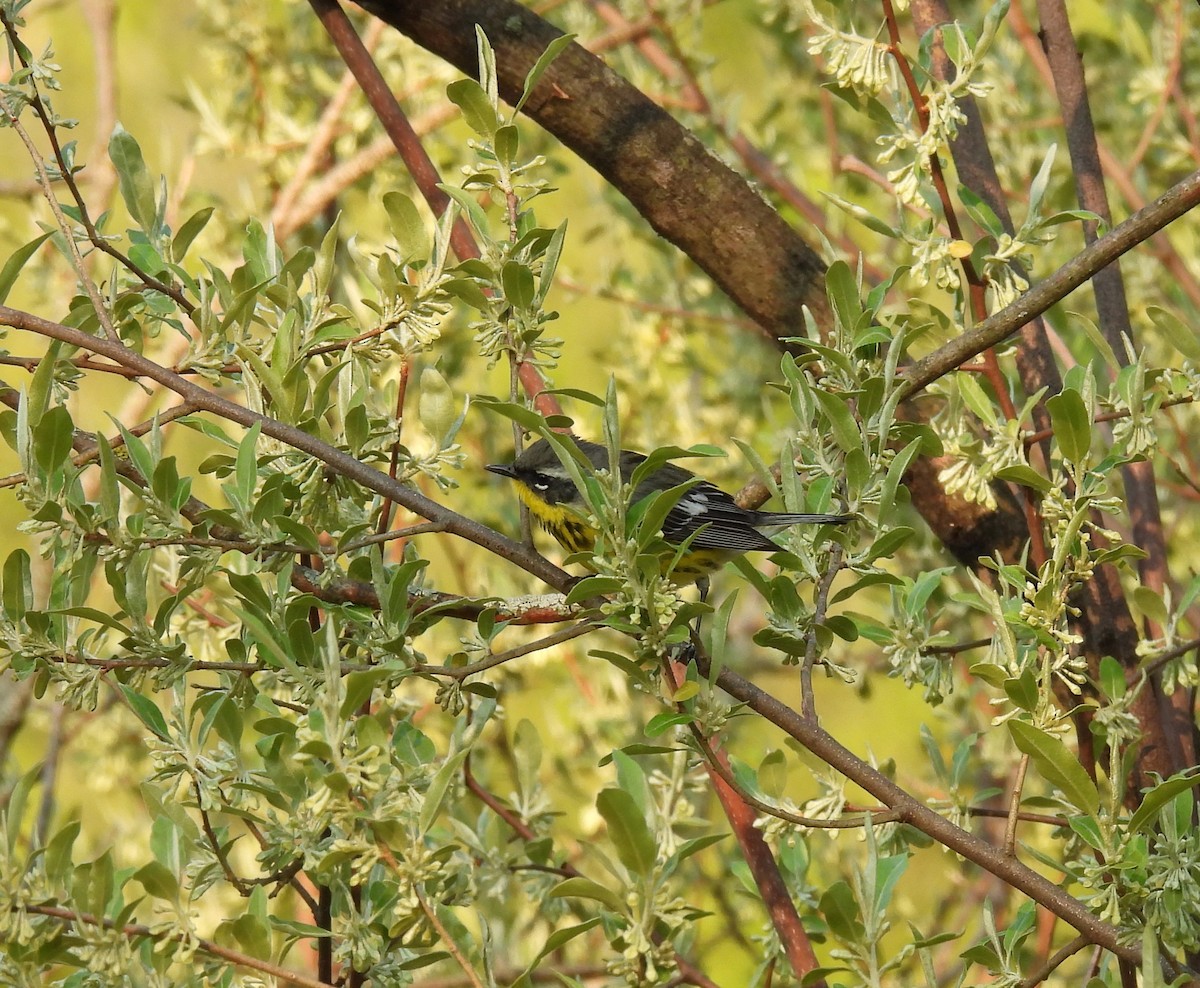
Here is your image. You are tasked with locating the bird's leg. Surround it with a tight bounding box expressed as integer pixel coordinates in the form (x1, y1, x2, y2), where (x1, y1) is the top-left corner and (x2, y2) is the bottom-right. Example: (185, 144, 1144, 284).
(673, 576, 710, 666)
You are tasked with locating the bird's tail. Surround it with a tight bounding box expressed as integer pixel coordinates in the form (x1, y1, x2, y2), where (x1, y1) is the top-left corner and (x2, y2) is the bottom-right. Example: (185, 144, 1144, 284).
(754, 510, 853, 526)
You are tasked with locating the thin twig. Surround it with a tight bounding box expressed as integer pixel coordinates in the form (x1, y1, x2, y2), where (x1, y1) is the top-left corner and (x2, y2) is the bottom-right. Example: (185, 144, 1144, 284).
(900, 167, 1200, 398)
(1017, 933, 1091, 988)
(271, 17, 386, 232)
(25, 904, 333, 988)
(0, 304, 573, 589)
(0, 11, 194, 313)
(415, 888, 486, 988)
(412, 620, 599, 680)
(0, 111, 121, 342)
(195, 781, 252, 895)
(801, 542, 844, 721)
(1136, 636, 1200, 681)
(1004, 753, 1031, 856)
(378, 357, 413, 537)
(697, 643, 1144, 965)
(921, 637, 991, 656)
(35, 704, 64, 843)
(690, 727, 901, 830)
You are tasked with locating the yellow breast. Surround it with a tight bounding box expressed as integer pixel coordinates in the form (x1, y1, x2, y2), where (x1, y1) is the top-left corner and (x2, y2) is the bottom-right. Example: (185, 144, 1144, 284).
(512, 483, 598, 554)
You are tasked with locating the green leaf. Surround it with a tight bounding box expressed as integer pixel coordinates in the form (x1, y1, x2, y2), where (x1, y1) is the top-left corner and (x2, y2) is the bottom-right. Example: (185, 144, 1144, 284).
(26, 339, 62, 423)
(269, 916, 333, 939)
(706, 588, 738, 684)
(862, 526, 914, 563)
(514, 34, 575, 114)
(128, 242, 167, 277)
(340, 669, 390, 720)
(501, 260, 536, 309)
(511, 917, 604, 987)
(439, 183, 490, 238)
(1098, 655, 1126, 701)
(109, 124, 157, 234)
(1129, 770, 1200, 834)
(632, 481, 695, 551)
(957, 372, 998, 426)
(610, 750, 649, 813)
(1003, 669, 1038, 711)
(418, 749, 470, 835)
(812, 390, 861, 452)
(564, 575, 622, 605)
(826, 260, 863, 333)
(596, 787, 657, 876)
(1071, 311, 1121, 371)
(1068, 814, 1104, 849)
(993, 464, 1052, 493)
(1046, 389, 1091, 464)
(1148, 304, 1200, 361)
(819, 880, 863, 941)
(2, 549, 32, 624)
(822, 191, 900, 237)
(1131, 586, 1168, 629)
(874, 853, 908, 911)
(535, 220, 567, 306)
(644, 712, 693, 737)
(446, 78, 499, 138)
(600, 744, 680, 761)
(759, 749, 787, 798)
(548, 877, 623, 912)
(673, 833, 727, 863)
(117, 685, 170, 740)
(5, 767, 38, 853)
(1008, 720, 1099, 815)
(171, 206, 214, 261)
(494, 124, 519, 165)
(32, 405, 75, 475)
(0, 231, 53, 305)
(1027, 142, 1057, 216)
(44, 820, 81, 879)
(229, 909, 272, 959)
(383, 191, 430, 261)
(234, 421, 262, 508)
(825, 614, 859, 641)
(135, 861, 179, 900)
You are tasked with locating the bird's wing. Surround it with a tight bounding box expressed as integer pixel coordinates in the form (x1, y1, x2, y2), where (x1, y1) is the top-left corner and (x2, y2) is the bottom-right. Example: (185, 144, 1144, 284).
(659, 481, 782, 552)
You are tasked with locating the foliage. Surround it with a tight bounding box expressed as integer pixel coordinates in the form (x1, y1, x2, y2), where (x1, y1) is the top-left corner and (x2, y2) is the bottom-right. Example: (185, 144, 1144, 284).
(0, 0, 1198, 986)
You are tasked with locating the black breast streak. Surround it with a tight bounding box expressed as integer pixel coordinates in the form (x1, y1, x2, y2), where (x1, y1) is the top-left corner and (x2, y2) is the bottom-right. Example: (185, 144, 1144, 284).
(560, 517, 591, 552)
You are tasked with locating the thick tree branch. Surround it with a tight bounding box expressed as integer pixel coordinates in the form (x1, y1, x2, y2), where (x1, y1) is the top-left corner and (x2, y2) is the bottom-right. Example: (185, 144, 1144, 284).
(708, 658, 1148, 969)
(899, 167, 1200, 399)
(353, 0, 832, 344)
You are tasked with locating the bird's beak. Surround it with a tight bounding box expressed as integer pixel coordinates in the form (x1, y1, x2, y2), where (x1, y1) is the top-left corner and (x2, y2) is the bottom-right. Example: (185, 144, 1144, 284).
(485, 463, 516, 479)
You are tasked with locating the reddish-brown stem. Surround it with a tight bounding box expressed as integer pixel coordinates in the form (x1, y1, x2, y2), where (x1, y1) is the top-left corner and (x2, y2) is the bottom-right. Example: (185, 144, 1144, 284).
(665, 659, 826, 986)
(1007, 0, 1200, 310)
(880, 0, 974, 263)
(307, 0, 562, 421)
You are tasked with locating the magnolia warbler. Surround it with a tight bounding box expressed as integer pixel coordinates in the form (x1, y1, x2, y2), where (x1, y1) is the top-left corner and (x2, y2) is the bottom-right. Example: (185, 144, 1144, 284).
(486, 437, 852, 585)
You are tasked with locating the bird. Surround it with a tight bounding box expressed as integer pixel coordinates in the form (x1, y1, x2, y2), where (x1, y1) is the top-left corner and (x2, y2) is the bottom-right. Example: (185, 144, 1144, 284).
(486, 436, 852, 586)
